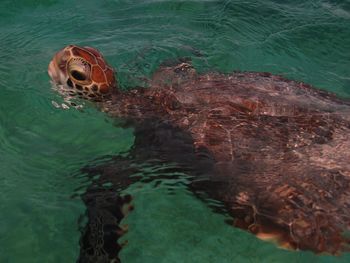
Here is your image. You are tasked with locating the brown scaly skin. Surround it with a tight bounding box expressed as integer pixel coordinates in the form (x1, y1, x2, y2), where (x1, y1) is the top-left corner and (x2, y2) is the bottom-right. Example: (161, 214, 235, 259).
(49, 46, 350, 261)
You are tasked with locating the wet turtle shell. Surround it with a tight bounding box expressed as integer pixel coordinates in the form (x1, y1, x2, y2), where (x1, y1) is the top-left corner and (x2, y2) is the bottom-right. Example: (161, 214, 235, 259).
(105, 63, 350, 253)
(48, 46, 350, 260)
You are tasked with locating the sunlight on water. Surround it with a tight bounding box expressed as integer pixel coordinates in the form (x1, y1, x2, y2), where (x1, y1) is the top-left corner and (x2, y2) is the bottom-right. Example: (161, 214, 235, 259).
(0, 0, 349, 262)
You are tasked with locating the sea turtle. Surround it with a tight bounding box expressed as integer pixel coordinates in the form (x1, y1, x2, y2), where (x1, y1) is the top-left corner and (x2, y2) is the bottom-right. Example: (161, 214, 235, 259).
(49, 45, 350, 262)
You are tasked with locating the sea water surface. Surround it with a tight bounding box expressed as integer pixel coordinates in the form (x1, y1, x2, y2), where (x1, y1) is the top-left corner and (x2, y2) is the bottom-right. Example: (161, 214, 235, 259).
(0, 0, 349, 262)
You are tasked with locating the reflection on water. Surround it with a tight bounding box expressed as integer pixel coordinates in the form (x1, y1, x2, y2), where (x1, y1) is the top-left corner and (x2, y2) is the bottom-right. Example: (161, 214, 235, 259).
(0, 0, 349, 262)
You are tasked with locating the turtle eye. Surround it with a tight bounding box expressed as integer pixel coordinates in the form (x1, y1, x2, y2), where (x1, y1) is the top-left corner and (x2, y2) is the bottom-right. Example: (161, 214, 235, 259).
(68, 58, 91, 83)
(71, 70, 86, 81)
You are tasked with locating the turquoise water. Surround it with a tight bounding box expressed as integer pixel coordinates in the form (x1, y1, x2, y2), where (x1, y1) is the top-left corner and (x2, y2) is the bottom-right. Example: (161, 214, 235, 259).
(0, 0, 349, 262)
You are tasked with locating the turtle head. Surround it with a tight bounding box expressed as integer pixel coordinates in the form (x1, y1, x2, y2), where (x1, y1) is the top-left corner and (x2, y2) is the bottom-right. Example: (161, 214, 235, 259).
(48, 45, 117, 100)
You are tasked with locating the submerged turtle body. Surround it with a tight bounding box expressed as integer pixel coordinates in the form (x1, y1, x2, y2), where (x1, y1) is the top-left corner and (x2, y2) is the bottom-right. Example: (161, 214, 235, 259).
(49, 46, 350, 258)
(106, 64, 350, 253)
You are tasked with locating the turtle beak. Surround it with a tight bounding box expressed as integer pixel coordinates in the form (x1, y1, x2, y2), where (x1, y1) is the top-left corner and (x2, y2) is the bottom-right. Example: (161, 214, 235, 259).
(48, 59, 59, 83)
(48, 49, 66, 85)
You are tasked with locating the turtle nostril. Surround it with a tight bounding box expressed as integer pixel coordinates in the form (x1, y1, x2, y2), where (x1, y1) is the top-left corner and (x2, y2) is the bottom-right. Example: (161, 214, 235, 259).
(71, 70, 86, 81)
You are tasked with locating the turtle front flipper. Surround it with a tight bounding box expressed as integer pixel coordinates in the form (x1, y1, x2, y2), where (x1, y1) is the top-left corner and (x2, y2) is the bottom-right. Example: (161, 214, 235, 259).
(78, 157, 140, 263)
(77, 119, 212, 262)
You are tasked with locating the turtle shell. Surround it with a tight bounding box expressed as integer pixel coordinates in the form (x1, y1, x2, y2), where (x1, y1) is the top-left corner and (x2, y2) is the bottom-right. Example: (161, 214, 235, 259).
(105, 62, 350, 253)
